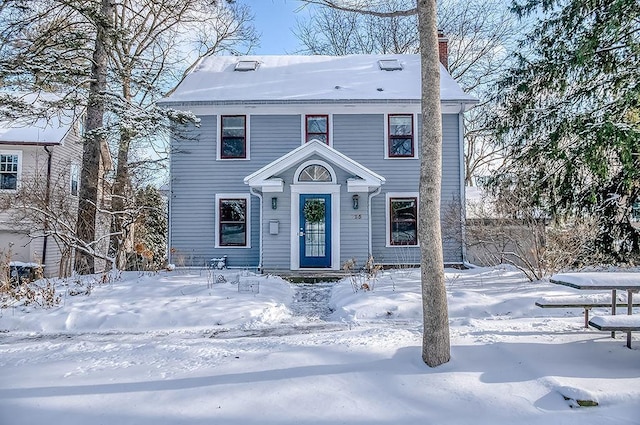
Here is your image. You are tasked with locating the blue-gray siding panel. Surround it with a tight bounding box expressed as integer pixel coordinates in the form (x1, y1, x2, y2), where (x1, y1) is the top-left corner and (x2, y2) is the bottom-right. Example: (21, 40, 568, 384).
(170, 112, 464, 269)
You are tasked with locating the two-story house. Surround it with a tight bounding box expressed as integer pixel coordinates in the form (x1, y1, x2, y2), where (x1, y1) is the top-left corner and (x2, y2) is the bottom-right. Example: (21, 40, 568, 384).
(161, 53, 476, 273)
(0, 105, 112, 277)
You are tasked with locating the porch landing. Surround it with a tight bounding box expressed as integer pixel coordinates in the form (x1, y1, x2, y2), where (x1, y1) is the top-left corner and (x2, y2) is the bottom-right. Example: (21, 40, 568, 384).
(266, 270, 347, 283)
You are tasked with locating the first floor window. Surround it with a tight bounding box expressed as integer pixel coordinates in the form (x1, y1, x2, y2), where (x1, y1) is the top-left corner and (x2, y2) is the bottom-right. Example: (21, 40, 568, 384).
(306, 115, 329, 144)
(388, 114, 414, 157)
(219, 198, 247, 246)
(0, 153, 19, 190)
(221, 115, 246, 158)
(390, 197, 417, 245)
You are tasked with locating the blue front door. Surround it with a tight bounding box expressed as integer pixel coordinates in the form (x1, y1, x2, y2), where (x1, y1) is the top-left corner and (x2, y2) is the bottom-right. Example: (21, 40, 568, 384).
(299, 194, 331, 268)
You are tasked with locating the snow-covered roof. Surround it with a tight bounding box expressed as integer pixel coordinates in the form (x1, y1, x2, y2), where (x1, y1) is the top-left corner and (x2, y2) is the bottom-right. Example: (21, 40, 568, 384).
(162, 54, 478, 105)
(0, 93, 78, 145)
(0, 115, 74, 145)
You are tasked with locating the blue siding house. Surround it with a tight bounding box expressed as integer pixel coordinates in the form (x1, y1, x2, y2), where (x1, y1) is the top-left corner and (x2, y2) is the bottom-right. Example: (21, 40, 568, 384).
(160, 53, 476, 272)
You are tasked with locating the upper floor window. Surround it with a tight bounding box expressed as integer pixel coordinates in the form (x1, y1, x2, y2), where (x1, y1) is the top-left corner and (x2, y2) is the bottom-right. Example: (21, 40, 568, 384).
(0, 153, 19, 190)
(305, 115, 329, 144)
(70, 163, 79, 196)
(221, 115, 246, 159)
(389, 196, 418, 246)
(388, 114, 414, 158)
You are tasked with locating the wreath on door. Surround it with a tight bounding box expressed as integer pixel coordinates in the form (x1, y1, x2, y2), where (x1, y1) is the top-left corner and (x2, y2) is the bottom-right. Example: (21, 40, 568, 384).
(304, 199, 325, 223)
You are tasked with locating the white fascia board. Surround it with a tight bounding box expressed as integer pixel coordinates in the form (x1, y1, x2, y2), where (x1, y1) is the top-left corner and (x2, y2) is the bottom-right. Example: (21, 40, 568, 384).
(259, 178, 284, 192)
(347, 178, 381, 192)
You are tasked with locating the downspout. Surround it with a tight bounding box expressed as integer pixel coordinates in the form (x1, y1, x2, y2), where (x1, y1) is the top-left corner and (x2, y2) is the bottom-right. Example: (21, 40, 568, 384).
(41, 145, 53, 267)
(368, 187, 382, 255)
(458, 110, 467, 264)
(250, 187, 263, 272)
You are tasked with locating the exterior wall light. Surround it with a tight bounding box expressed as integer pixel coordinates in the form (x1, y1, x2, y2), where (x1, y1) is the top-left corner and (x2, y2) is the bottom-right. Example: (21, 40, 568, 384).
(352, 194, 359, 210)
(271, 197, 278, 210)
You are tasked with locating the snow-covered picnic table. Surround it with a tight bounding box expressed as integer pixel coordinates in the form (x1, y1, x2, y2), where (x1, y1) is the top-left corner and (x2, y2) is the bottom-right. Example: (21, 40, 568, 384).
(549, 272, 640, 348)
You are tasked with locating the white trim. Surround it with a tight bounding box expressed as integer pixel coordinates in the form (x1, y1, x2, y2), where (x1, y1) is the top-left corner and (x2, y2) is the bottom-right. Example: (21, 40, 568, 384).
(214, 193, 252, 249)
(458, 112, 467, 262)
(293, 159, 337, 184)
(385, 192, 419, 248)
(160, 102, 475, 116)
(244, 140, 384, 189)
(216, 114, 251, 161)
(301, 114, 333, 147)
(70, 162, 80, 197)
(0, 149, 22, 191)
(384, 113, 419, 160)
(290, 184, 341, 271)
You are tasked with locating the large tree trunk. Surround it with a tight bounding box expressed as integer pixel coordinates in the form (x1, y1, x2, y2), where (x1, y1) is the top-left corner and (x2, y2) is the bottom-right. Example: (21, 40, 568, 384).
(417, 0, 451, 367)
(74, 0, 113, 274)
(109, 77, 133, 270)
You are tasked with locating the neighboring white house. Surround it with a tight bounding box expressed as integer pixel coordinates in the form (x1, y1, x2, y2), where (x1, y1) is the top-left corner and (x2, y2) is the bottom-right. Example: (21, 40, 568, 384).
(0, 104, 112, 277)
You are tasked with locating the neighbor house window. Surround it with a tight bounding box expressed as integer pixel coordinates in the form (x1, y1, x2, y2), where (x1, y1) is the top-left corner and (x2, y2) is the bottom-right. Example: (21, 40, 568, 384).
(305, 115, 329, 144)
(389, 197, 418, 245)
(388, 114, 414, 157)
(70, 164, 79, 196)
(0, 153, 19, 190)
(218, 198, 247, 246)
(220, 115, 246, 159)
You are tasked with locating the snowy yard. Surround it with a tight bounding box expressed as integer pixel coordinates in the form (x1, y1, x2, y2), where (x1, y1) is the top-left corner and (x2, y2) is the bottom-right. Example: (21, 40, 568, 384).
(0, 266, 639, 424)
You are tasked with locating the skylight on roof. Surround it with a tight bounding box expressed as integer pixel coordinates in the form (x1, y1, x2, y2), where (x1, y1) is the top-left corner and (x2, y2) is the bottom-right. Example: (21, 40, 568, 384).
(378, 59, 403, 71)
(235, 60, 259, 71)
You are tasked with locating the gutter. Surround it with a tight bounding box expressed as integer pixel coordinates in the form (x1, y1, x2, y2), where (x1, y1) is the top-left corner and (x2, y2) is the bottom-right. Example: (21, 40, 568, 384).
(41, 145, 53, 266)
(249, 187, 263, 272)
(458, 111, 467, 263)
(368, 187, 382, 255)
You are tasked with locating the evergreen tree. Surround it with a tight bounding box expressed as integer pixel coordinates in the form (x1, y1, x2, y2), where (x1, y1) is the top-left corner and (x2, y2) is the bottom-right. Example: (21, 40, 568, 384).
(496, 0, 640, 261)
(129, 186, 167, 270)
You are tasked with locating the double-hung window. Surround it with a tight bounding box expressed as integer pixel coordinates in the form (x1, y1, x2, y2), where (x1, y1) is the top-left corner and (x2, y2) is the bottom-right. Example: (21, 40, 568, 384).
(220, 115, 247, 159)
(389, 196, 418, 246)
(218, 197, 248, 246)
(305, 115, 329, 144)
(0, 153, 19, 190)
(388, 114, 414, 158)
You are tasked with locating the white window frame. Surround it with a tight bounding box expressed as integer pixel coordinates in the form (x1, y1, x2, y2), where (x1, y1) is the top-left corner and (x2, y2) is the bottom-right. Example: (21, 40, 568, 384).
(217, 115, 251, 161)
(302, 114, 333, 147)
(384, 113, 418, 159)
(70, 163, 80, 196)
(0, 150, 22, 191)
(215, 193, 251, 248)
(385, 192, 419, 247)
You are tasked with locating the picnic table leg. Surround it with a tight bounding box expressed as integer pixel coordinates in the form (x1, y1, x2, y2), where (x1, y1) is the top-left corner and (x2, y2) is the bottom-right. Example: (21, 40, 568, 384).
(627, 290, 633, 349)
(611, 289, 616, 338)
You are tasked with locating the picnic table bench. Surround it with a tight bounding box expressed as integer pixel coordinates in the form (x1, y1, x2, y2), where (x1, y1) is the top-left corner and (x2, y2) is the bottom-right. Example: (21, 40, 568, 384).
(535, 294, 640, 328)
(549, 272, 640, 348)
(588, 315, 640, 347)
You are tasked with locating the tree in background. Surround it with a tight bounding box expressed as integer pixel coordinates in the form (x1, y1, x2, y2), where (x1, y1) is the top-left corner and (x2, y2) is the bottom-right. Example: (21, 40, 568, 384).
(0, 0, 256, 272)
(106, 0, 257, 269)
(495, 0, 640, 262)
(295, 0, 519, 185)
(126, 186, 167, 270)
(299, 0, 450, 367)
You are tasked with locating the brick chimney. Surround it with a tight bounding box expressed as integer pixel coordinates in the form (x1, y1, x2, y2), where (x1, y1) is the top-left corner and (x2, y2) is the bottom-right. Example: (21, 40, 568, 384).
(438, 30, 449, 71)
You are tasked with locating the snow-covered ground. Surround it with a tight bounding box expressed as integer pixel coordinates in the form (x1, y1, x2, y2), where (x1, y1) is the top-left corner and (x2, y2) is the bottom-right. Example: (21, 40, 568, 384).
(1, 266, 638, 424)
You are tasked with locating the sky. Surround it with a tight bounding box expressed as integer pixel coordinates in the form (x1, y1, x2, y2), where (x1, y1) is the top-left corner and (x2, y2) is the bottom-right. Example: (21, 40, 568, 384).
(1, 266, 639, 424)
(248, 0, 314, 54)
